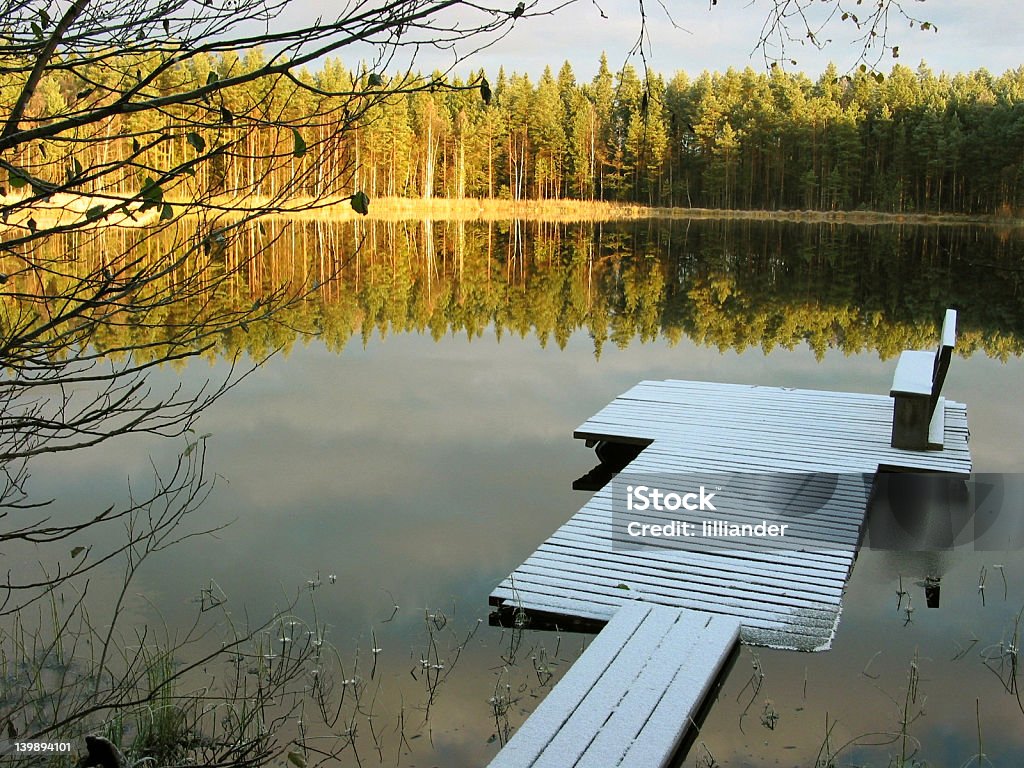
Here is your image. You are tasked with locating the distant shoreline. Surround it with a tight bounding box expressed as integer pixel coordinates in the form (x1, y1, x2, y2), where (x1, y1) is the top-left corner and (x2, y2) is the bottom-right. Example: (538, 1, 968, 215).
(233, 196, 1020, 227)
(3, 193, 1019, 229)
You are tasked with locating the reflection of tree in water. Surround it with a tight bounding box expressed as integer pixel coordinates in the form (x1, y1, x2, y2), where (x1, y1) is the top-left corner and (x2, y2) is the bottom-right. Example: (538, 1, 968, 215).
(19, 218, 1018, 363)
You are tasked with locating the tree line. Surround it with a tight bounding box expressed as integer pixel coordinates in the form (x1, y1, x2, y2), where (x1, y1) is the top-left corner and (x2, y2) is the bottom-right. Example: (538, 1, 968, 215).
(6, 53, 1023, 216)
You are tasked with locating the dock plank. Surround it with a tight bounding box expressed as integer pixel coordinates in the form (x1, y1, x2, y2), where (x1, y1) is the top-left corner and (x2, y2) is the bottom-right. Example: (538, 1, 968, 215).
(537, 606, 682, 765)
(487, 603, 739, 768)
(612, 614, 739, 767)
(487, 602, 653, 768)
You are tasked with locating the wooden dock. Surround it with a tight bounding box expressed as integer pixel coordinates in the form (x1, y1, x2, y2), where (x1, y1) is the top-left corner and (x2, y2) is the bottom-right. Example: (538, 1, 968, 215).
(491, 379, 972, 651)
(487, 602, 739, 768)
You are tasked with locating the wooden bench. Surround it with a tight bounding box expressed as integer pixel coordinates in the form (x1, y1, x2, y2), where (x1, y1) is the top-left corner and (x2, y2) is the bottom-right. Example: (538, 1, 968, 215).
(889, 309, 957, 450)
(487, 602, 740, 768)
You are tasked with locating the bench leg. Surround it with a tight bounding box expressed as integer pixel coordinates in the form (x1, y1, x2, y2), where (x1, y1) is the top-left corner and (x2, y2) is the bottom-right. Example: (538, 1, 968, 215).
(891, 394, 930, 450)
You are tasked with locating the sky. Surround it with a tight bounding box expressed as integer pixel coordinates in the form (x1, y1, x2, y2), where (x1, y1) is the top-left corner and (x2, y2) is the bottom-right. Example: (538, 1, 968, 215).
(285, 0, 1022, 81)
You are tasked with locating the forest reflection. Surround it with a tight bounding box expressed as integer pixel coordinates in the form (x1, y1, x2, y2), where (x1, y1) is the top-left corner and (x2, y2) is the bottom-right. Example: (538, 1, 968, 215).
(25, 217, 1024, 362)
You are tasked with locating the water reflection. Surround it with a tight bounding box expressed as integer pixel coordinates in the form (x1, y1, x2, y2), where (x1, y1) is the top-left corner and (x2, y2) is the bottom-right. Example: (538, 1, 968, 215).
(17, 217, 1024, 364)
(9, 218, 1024, 766)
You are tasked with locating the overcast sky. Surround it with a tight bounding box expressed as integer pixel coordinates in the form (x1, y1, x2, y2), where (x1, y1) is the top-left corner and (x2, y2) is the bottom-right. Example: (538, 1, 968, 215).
(289, 0, 1022, 81)
(504, 0, 1023, 78)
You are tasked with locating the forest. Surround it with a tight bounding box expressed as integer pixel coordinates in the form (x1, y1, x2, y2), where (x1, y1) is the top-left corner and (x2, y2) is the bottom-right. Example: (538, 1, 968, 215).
(5, 52, 1024, 216)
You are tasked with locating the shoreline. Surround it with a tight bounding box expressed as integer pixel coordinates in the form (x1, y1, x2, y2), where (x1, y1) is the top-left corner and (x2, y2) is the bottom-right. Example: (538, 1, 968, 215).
(223, 195, 1020, 227)
(3, 192, 1020, 228)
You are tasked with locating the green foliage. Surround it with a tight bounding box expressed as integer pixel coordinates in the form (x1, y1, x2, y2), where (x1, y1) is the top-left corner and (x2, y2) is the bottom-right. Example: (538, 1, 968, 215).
(350, 190, 370, 215)
(186, 132, 206, 153)
(139, 177, 164, 211)
(7, 167, 29, 189)
(67, 157, 84, 180)
(291, 128, 306, 158)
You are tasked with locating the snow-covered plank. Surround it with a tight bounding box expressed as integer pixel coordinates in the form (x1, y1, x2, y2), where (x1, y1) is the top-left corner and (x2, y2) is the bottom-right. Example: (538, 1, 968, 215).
(532, 528, 851, 593)
(537, 526, 855, 590)
(487, 604, 739, 768)
(582, 393, 968, 445)
(534, 606, 683, 765)
(486, 602, 654, 768)
(533, 536, 851, 594)
(891, 350, 935, 396)
(577, 382, 971, 474)
(489, 583, 828, 650)
(504, 558, 842, 617)
(491, 571, 838, 640)
(940, 308, 957, 349)
(613, 613, 738, 767)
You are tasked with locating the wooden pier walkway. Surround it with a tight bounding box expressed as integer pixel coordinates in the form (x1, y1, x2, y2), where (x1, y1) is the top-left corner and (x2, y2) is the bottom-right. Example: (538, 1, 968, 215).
(491, 379, 971, 651)
(487, 603, 739, 768)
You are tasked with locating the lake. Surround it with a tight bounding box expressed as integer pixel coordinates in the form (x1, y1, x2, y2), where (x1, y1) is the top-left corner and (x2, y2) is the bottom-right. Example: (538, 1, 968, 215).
(14, 216, 1024, 766)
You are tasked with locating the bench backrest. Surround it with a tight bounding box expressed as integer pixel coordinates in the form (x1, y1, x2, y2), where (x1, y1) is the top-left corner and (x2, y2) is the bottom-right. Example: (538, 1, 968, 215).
(930, 308, 957, 412)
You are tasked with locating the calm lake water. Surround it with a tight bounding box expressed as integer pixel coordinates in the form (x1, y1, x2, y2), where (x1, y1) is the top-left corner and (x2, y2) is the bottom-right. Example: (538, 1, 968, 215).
(21, 218, 1024, 765)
